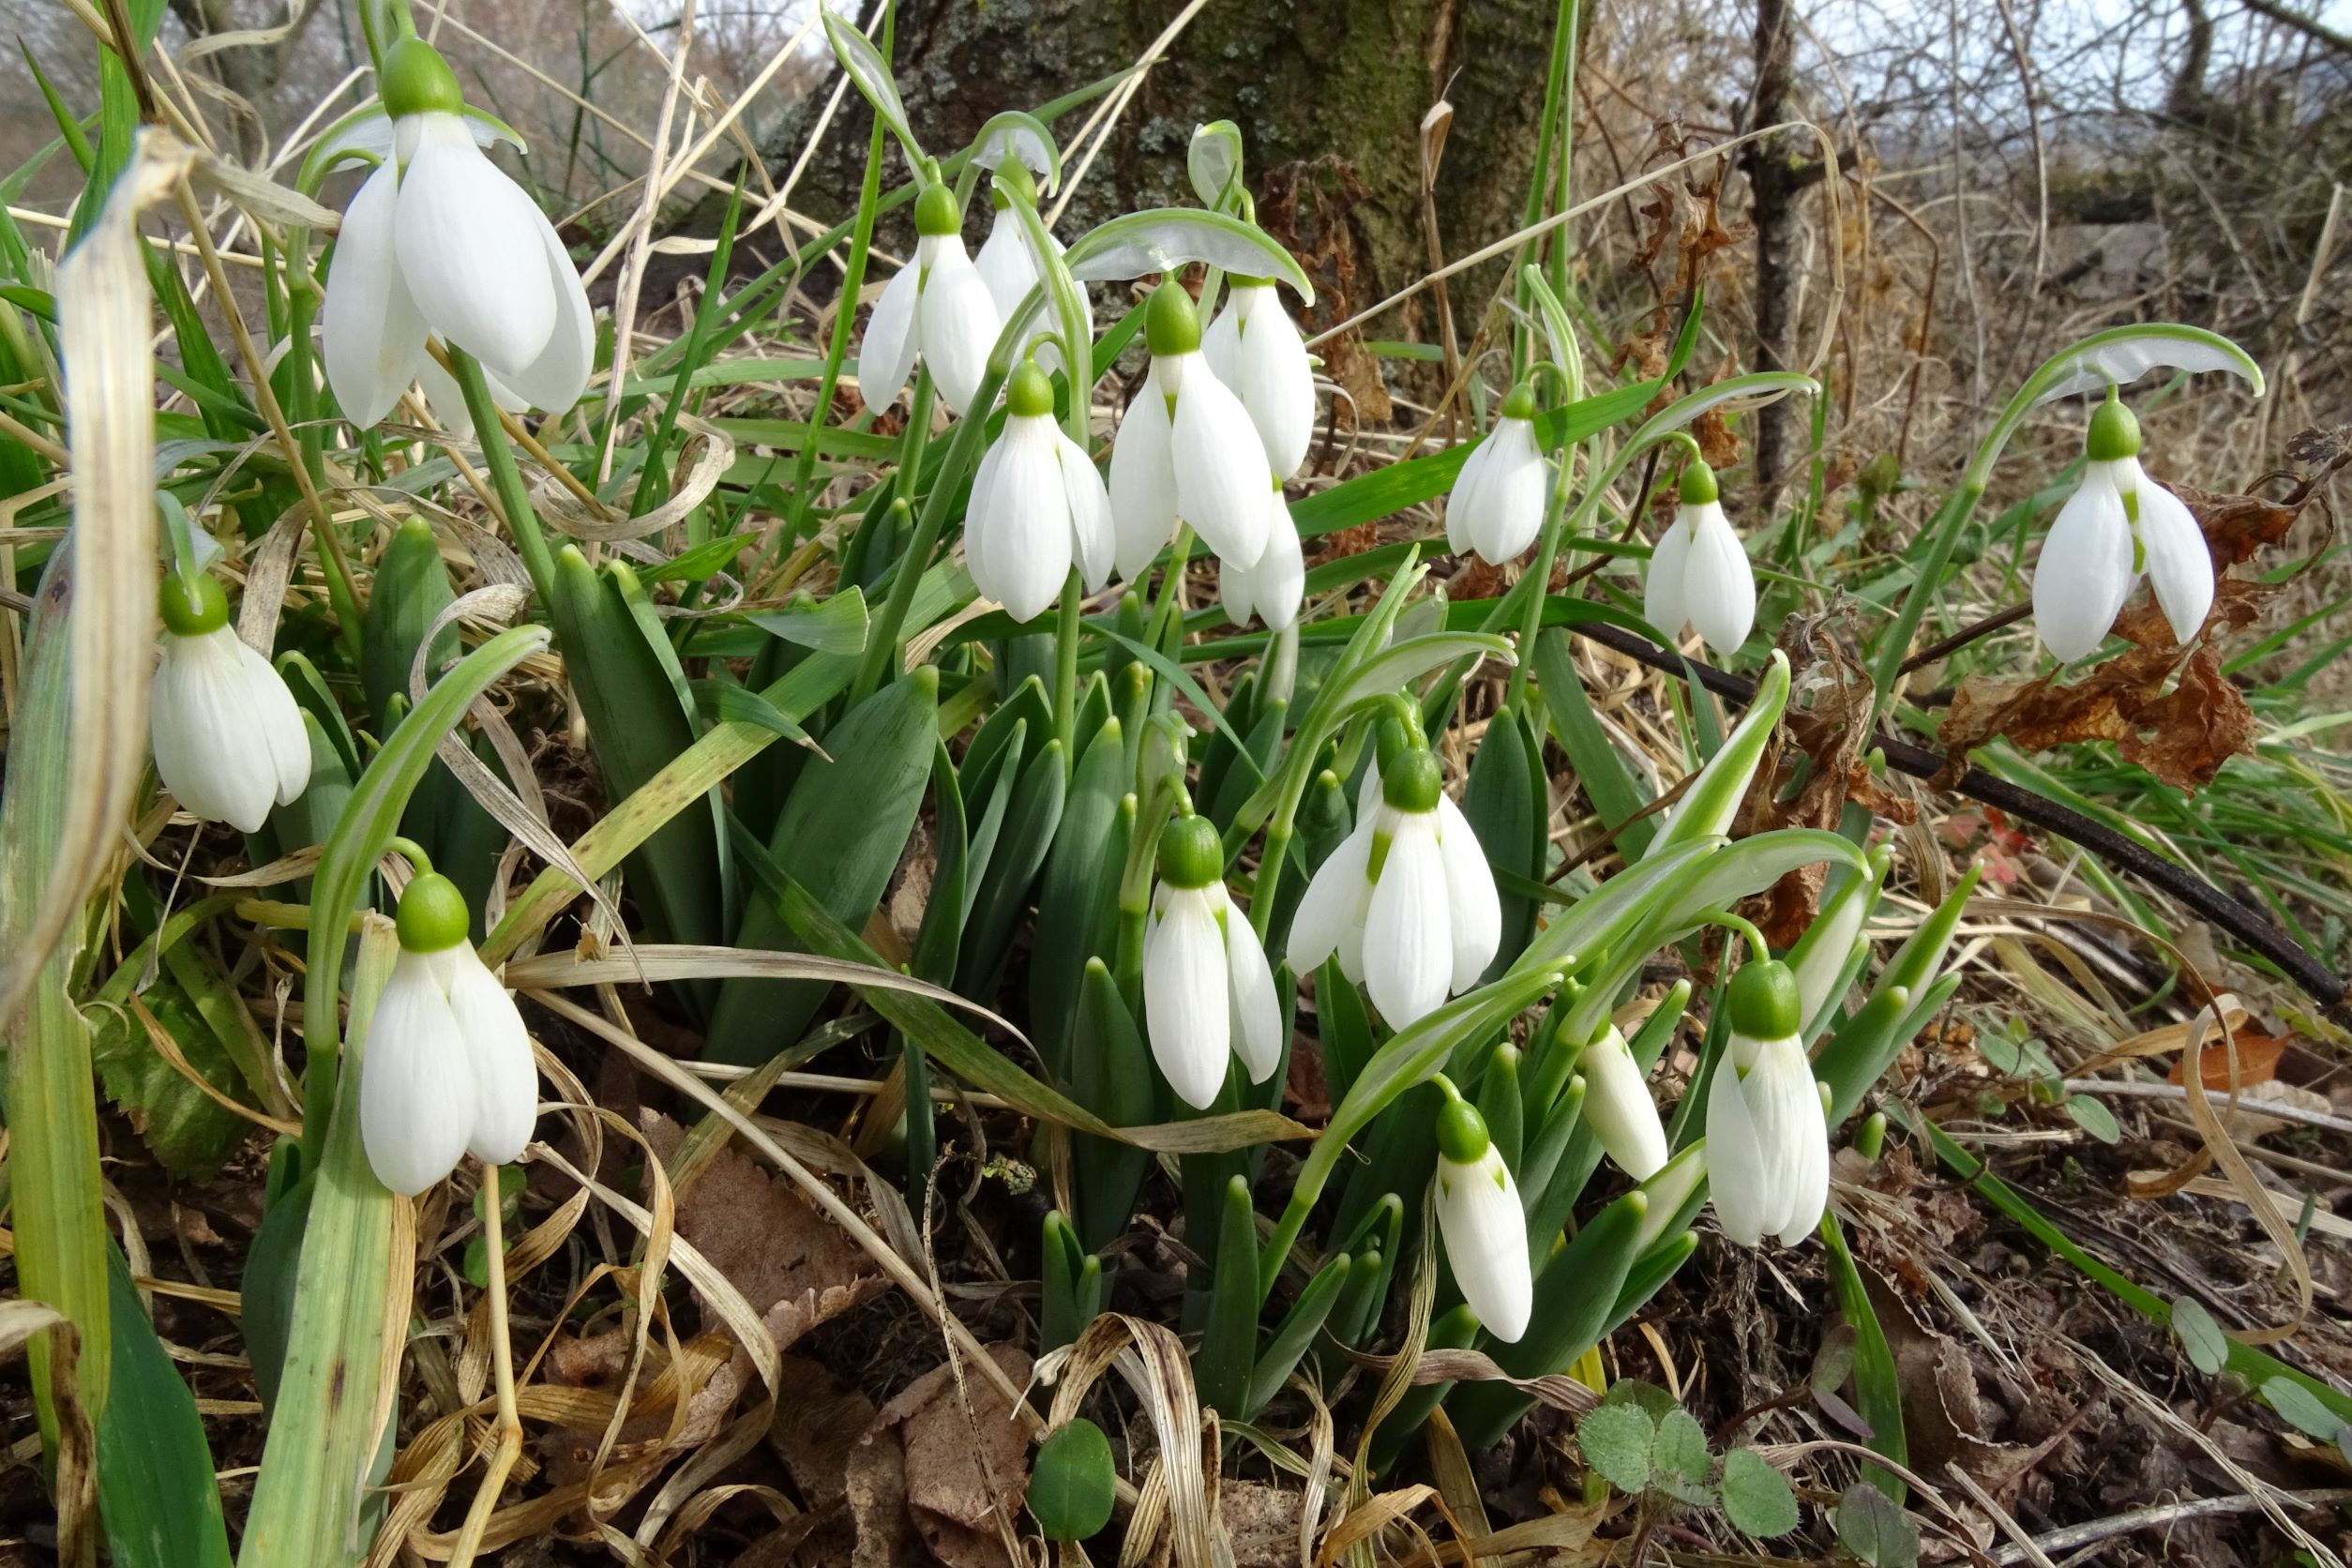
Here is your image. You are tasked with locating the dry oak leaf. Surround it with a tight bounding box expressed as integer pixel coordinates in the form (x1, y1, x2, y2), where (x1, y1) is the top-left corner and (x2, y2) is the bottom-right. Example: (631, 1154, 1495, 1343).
(2174, 482, 2299, 568)
(846, 1343, 1033, 1568)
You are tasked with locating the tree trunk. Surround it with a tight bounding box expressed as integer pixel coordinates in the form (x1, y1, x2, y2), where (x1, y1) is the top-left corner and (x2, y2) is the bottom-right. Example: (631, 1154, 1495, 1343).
(1743, 0, 1800, 505)
(720, 0, 1560, 341)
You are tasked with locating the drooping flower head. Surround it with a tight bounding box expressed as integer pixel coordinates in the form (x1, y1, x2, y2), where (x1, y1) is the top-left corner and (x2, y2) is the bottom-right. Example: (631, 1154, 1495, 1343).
(1109, 281, 1272, 582)
(1444, 383, 1548, 565)
(1705, 959, 1830, 1248)
(1432, 1084, 1532, 1342)
(323, 38, 594, 430)
(1575, 1023, 1670, 1182)
(1201, 277, 1316, 481)
(2031, 390, 2213, 662)
(150, 570, 309, 834)
(360, 869, 539, 1196)
(1141, 814, 1284, 1110)
(859, 178, 1003, 418)
(963, 358, 1112, 622)
(1288, 742, 1500, 1028)
(1644, 459, 1755, 656)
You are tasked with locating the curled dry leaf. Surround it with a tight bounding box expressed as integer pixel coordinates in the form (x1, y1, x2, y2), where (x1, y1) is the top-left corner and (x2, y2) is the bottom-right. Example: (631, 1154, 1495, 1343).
(846, 1343, 1033, 1568)
(2173, 482, 2299, 568)
(2165, 1022, 2288, 1091)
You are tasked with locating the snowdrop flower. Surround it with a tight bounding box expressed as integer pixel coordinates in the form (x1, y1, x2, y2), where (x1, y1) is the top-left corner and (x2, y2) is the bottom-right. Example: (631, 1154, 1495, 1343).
(859, 180, 1001, 417)
(963, 359, 1112, 621)
(1289, 747, 1500, 1027)
(2031, 391, 2212, 662)
(323, 38, 593, 430)
(1142, 815, 1284, 1110)
(360, 870, 539, 1196)
(1576, 1025, 1670, 1181)
(1644, 461, 1755, 656)
(1706, 959, 1830, 1247)
(972, 164, 1057, 324)
(1444, 384, 1548, 564)
(1109, 281, 1273, 581)
(1785, 847, 1890, 1034)
(1201, 278, 1315, 480)
(1433, 1085, 1531, 1342)
(150, 571, 309, 834)
(1219, 482, 1304, 631)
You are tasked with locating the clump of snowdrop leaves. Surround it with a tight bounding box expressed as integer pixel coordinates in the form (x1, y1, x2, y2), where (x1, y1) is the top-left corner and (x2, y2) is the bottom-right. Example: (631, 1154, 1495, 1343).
(1289, 743, 1500, 1028)
(360, 869, 539, 1197)
(2031, 389, 2213, 662)
(1644, 459, 1755, 656)
(1432, 1081, 1532, 1341)
(859, 178, 1002, 417)
(1109, 281, 1272, 583)
(1705, 959, 1832, 1248)
(322, 37, 594, 430)
(150, 570, 309, 835)
(1141, 814, 1284, 1110)
(1444, 383, 1549, 565)
(963, 359, 1112, 622)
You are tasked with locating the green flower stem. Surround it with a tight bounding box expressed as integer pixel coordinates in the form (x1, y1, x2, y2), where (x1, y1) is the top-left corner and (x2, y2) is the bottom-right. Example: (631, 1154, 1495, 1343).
(1144, 523, 1196, 651)
(1501, 438, 1582, 712)
(448, 346, 558, 604)
(792, 113, 887, 542)
(1866, 480, 1982, 727)
(1053, 567, 1083, 767)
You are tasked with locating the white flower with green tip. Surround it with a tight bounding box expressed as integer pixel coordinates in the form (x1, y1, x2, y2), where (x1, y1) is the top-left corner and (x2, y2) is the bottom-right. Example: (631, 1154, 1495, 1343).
(1141, 815, 1284, 1110)
(323, 38, 593, 430)
(1644, 460, 1754, 656)
(1289, 746, 1500, 1028)
(962, 359, 1113, 622)
(1109, 281, 1273, 581)
(858, 180, 1003, 417)
(1444, 383, 1548, 564)
(1706, 959, 1831, 1247)
(149, 572, 309, 835)
(1201, 278, 1316, 481)
(2032, 390, 2212, 662)
(1432, 1084, 1531, 1342)
(360, 871, 539, 1196)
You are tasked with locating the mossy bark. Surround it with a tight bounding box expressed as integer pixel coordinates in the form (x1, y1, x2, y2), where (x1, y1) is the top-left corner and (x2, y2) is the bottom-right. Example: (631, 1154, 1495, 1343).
(741, 0, 1560, 337)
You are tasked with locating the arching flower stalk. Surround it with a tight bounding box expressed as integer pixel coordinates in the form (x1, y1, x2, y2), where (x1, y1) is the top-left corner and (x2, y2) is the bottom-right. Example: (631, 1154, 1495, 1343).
(858, 180, 1003, 417)
(1289, 746, 1500, 1028)
(1109, 281, 1273, 582)
(1444, 383, 1548, 565)
(1644, 460, 1755, 656)
(150, 571, 309, 835)
(963, 359, 1113, 621)
(2031, 389, 2213, 662)
(322, 38, 594, 430)
(360, 867, 539, 1197)
(1706, 959, 1831, 1248)
(1141, 814, 1284, 1110)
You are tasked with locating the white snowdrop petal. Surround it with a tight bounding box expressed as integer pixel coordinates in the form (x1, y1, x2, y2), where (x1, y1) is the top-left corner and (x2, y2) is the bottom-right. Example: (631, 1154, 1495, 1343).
(239, 640, 315, 807)
(1144, 887, 1232, 1110)
(1578, 1028, 1669, 1181)
(1200, 294, 1243, 385)
(1438, 1148, 1532, 1342)
(1746, 1034, 1830, 1243)
(1703, 1052, 1771, 1246)
(1217, 554, 1256, 628)
(394, 117, 558, 380)
(1363, 814, 1452, 1027)
(2034, 470, 2136, 662)
(973, 212, 1038, 323)
(1223, 902, 1285, 1084)
(1170, 358, 1272, 567)
(152, 629, 290, 833)
(321, 160, 428, 430)
(2134, 475, 2215, 647)
(1444, 435, 1494, 556)
(915, 243, 1001, 415)
(360, 952, 477, 1196)
(1286, 822, 1374, 975)
(1470, 420, 1547, 563)
(1235, 490, 1304, 631)
(1682, 500, 1756, 655)
(496, 204, 596, 415)
(1645, 513, 1693, 643)
(858, 263, 921, 411)
(1109, 387, 1180, 581)
(975, 417, 1073, 623)
(1434, 793, 1502, 992)
(1055, 430, 1117, 594)
(446, 943, 538, 1166)
(1233, 287, 1316, 479)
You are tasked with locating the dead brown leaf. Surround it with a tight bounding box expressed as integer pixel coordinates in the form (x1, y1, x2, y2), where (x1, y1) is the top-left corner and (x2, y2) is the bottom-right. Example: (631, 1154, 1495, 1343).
(2173, 482, 2299, 567)
(846, 1343, 1033, 1568)
(2166, 1024, 2289, 1091)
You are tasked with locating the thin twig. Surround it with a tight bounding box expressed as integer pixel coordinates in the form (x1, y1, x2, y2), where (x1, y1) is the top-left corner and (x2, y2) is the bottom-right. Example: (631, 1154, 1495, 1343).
(1989, 1488, 2352, 1566)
